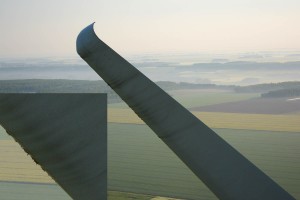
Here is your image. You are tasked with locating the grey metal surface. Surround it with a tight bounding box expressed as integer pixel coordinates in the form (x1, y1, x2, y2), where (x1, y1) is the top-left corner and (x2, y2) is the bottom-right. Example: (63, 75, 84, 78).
(76, 23, 295, 200)
(0, 94, 107, 200)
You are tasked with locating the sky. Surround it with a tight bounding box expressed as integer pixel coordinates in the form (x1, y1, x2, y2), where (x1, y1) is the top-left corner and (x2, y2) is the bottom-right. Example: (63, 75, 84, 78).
(0, 0, 300, 58)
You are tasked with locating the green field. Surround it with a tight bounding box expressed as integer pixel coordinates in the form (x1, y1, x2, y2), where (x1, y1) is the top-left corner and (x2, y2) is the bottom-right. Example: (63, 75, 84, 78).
(108, 90, 259, 109)
(108, 191, 154, 200)
(108, 108, 300, 132)
(0, 182, 70, 200)
(166, 90, 259, 108)
(108, 123, 300, 200)
(0, 88, 299, 199)
(0, 182, 154, 200)
(1, 122, 299, 199)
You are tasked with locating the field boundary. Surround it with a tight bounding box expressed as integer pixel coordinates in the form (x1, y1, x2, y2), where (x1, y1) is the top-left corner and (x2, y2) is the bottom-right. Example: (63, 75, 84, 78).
(108, 108, 300, 132)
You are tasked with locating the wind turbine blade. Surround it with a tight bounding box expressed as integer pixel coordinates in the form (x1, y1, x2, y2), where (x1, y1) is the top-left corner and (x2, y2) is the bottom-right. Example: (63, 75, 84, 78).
(76, 23, 295, 200)
(0, 94, 107, 200)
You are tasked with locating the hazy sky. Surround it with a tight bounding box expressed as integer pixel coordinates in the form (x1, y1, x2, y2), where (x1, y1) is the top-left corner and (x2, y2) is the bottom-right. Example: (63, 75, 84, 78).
(1, 0, 300, 58)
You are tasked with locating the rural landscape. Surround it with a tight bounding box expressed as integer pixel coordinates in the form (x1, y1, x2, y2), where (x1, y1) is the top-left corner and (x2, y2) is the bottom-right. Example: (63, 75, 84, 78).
(1, 0, 300, 199)
(0, 79, 299, 199)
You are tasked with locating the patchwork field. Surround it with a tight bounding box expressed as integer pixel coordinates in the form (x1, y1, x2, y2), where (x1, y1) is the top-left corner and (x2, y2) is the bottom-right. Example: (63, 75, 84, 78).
(1, 124, 299, 199)
(108, 124, 300, 200)
(108, 108, 300, 132)
(108, 90, 259, 109)
(0, 181, 153, 200)
(1, 89, 299, 199)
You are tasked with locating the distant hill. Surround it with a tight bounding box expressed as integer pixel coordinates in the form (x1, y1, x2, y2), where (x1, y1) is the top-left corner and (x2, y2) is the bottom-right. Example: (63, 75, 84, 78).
(187, 61, 300, 71)
(134, 61, 300, 71)
(1, 60, 299, 84)
(234, 81, 300, 93)
(0, 79, 121, 103)
(1, 79, 300, 102)
(156, 81, 234, 91)
(261, 88, 300, 98)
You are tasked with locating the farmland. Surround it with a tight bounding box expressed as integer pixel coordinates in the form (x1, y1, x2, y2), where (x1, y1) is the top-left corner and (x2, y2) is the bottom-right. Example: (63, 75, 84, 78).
(108, 124, 300, 199)
(0, 86, 299, 199)
(1, 123, 299, 199)
(167, 89, 259, 108)
(108, 108, 300, 132)
(108, 90, 259, 109)
(0, 182, 70, 200)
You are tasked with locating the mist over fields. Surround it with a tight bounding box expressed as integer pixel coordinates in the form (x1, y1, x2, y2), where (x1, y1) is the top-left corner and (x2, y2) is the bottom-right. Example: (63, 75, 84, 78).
(1, 52, 299, 85)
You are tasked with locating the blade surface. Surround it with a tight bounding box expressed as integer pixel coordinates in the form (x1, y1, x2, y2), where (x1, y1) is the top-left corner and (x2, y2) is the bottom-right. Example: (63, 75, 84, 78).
(76, 23, 295, 200)
(0, 94, 107, 200)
